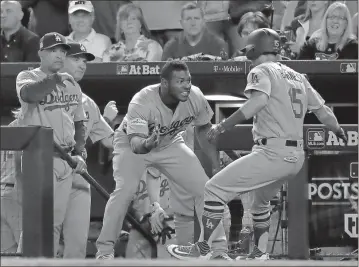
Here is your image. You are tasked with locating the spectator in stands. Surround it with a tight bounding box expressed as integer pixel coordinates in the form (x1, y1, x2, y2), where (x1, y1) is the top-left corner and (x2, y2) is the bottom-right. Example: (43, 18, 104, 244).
(198, 1, 239, 57)
(20, 0, 70, 37)
(132, 1, 190, 47)
(67, 1, 111, 62)
(228, 0, 272, 54)
(162, 2, 228, 61)
(1, 0, 39, 62)
(102, 3, 162, 62)
(92, 1, 130, 44)
(232, 11, 270, 58)
(352, 12, 358, 38)
(289, 1, 332, 55)
(298, 2, 358, 60)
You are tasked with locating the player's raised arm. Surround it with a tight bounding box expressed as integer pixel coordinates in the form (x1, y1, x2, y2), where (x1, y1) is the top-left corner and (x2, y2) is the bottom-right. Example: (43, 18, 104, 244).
(207, 67, 270, 143)
(16, 71, 58, 103)
(303, 76, 348, 143)
(191, 88, 221, 174)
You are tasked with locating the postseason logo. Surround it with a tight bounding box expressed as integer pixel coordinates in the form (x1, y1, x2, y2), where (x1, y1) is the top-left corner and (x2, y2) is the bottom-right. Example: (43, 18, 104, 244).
(344, 214, 358, 238)
(309, 162, 358, 206)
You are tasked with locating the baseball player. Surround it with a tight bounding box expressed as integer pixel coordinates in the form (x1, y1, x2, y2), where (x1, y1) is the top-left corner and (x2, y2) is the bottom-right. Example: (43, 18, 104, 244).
(53, 42, 117, 258)
(96, 60, 229, 260)
(1, 119, 22, 253)
(167, 28, 348, 261)
(15, 32, 87, 257)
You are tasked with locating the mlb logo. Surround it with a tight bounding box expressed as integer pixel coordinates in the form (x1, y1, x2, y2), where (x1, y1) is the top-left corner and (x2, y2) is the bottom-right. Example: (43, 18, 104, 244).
(117, 64, 129, 75)
(307, 129, 325, 149)
(340, 63, 357, 73)
(350, 162, 358, 178)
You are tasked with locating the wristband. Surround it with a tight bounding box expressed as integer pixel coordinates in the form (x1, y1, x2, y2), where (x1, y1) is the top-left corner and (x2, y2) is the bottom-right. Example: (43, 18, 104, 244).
(217, 121, 226, 134)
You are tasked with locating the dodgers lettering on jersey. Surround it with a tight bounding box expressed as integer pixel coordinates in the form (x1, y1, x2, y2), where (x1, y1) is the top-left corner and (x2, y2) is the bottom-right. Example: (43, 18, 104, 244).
(113, 83, 213, 152)
(1, 120, 21, 185)
(82, 94, 114, 143)
(16, 68, 86, 147)
(132, 172, 171, 218)
(244, 62, 325, 141)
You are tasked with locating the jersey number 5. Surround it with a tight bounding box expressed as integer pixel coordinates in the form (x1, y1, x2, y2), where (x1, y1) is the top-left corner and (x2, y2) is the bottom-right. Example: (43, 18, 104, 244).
(288, 88, 303, 119)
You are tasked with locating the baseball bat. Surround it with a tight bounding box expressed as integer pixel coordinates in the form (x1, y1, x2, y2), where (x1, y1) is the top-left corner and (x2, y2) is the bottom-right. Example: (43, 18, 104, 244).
(223, 150, 240, 161)
(53, 142, 158, 258)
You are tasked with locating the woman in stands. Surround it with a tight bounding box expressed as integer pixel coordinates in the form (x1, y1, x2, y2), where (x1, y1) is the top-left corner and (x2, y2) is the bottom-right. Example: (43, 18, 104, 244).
(102, 3, 162, 62)
(231, 11, 270, 59)
(289, 1, 332, 55)
(298, 2, 358, 60)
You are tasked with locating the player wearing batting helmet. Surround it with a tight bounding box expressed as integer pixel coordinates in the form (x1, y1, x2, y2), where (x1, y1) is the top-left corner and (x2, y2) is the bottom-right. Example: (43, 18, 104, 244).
(168, 28, 348, 261)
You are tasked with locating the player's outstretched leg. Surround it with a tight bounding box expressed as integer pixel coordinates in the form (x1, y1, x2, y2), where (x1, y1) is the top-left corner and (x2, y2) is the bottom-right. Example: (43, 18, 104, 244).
(168, 147, 304, 260)
(237, 180, 285, 261)
(96, 148, 146, 259)
(159, 143, 229, 260)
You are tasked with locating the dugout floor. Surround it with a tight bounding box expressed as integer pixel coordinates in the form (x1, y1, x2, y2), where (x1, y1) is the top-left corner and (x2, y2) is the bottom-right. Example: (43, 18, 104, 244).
(1, 258, 358, 267)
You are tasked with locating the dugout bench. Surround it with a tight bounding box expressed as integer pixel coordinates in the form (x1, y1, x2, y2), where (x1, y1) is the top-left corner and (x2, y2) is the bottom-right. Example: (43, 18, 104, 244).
(194, 124, 358, 260)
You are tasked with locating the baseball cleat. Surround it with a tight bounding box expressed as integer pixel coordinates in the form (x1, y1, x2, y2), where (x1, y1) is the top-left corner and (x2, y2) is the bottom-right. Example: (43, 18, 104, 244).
(211, 252, 233, 261)
(167, 241, 212, 260)
(236, 245, 269, 261)
(95, 252, 114, 260)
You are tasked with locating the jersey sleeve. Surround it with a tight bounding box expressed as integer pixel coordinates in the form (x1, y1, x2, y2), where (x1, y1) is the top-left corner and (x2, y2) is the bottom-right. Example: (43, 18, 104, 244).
(126, 103, 151, 136)
(16, 70, 36, 106)
(88, 103, 114, 143)
(303, 76, 325, 111)
(244, 66, 271, 98)
(192, 86, 214, 126)
(73, 90, 87, 122)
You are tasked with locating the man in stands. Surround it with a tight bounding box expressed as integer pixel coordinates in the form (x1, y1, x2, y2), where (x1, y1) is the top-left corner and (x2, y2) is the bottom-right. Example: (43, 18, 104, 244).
(162, 2, 228, 61)
(1, 0, 39, 62)
(67, 0, 111, 62)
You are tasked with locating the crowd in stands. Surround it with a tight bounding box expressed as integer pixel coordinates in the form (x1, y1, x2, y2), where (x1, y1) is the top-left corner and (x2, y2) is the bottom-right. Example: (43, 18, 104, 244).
(1, 0, 358, 63)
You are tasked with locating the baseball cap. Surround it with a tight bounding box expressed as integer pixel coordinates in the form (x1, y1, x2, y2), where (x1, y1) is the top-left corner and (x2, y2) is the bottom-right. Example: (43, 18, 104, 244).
(39, 32, 70, 51)
(68, 0, 94, 14)
(66, 42, 95, 61)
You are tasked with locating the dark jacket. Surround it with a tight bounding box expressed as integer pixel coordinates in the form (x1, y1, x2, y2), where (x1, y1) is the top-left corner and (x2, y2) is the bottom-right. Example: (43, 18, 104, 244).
(298, 38, 358, 60)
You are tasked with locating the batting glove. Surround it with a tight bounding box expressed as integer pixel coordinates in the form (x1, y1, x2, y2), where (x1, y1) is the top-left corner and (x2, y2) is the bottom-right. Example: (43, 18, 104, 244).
(157, 220, 175, 245)
(103, 101, 118, 122)
(335, 127, 348, 144)
(150, 202, 168, 235)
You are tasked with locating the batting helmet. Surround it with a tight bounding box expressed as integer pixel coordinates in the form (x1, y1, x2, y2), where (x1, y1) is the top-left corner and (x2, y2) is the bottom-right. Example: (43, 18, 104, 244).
(240, 28, 281, 60)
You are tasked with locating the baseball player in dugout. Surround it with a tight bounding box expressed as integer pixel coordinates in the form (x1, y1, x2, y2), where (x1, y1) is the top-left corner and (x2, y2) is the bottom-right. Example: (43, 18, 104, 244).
(14, 33, 89, 257)
(96, 60, 230, 260)
(167, 28, 348, 261)
(54, 42, 118, 258)
(1, 119, 22, 254)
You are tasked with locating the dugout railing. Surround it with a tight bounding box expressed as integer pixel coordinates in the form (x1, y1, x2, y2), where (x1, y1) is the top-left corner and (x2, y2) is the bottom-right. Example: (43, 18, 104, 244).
(194, 124, 358, 260)
(0, 126, 158, 259)
(1, 126, 54, 257)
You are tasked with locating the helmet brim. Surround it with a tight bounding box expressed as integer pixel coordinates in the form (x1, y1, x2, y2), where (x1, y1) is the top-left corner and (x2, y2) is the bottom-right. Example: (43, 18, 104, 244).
(239, 44, 255, 54)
